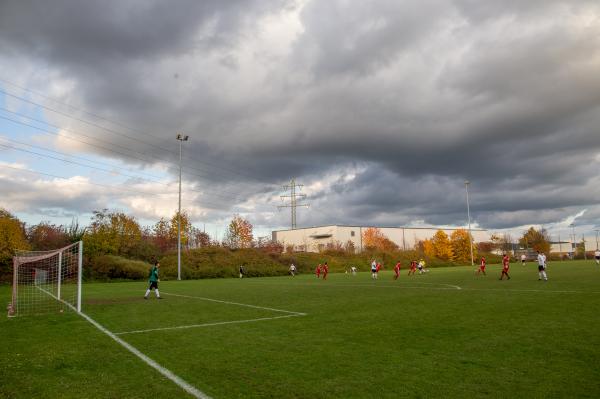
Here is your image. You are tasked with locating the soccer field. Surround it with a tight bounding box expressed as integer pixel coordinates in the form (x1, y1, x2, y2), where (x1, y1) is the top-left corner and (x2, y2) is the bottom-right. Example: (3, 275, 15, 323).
(2, 261, 600, 398)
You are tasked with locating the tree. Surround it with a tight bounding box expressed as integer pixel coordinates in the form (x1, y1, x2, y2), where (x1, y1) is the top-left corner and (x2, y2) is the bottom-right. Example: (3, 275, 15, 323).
(191, 228, 211, 248)
(519, 227, 551, 253)
(451, 229, 477, 262)
(0, 209, 30, 281)
(225, 215, 253, 249)
(27, 222, 70, 251)
(153, 217, 172, 251)
(432, 230, 453, 260)
(362, 227, 398, 251)
(84, 209, 143, 258)
(169, 211, 191, 248)
(422, 239, 436, 258)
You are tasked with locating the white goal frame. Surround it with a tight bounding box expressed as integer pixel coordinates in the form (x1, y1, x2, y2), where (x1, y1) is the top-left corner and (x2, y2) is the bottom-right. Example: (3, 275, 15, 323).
(8, 241, 83, 317)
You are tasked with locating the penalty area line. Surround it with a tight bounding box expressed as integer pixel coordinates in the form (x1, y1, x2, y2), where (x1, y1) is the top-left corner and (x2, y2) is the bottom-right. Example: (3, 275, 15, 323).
(114, 313, 305, 335)
(35, 285, 211, 399)
(161, 291, 306, 316)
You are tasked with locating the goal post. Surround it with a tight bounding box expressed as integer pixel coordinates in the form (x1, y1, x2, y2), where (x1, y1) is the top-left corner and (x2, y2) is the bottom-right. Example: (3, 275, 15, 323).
(8, 241, 83, 317)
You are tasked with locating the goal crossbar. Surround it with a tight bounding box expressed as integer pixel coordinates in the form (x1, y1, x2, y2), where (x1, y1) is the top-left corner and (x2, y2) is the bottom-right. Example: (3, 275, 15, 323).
(8, 241, 83, 317)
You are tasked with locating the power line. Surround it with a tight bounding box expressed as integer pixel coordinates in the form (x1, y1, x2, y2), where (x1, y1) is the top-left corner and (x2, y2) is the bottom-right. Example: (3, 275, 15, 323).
(0, 135, 165, 180)
(0, 85, 268, 182)
(0, 140, 251, 202)
(0, 164, 228, 209)
(278, 178, 309, 229)
(0, 77, 166, 143)
(0, 111, 262, 198)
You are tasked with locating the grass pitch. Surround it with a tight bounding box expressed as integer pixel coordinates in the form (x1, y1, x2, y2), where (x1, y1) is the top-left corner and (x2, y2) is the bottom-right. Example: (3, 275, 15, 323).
(2, 260, 600, 398)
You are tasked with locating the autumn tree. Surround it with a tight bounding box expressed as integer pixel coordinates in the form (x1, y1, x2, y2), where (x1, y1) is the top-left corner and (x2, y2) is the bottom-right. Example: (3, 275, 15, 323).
(422, 239, 436, 258)
(169, 211, 191, 248)
(225, 215, 253, 249)
(432, 230, 453, 260)
(0, 209, 30, 281)
(362, 227, 398, 251)
(191, 228, 211, 248)
(519, 227, 551, 253)
(451, 229, 477, 262)
(84, 209, 143, 257)
(27, 222, 70, 251)
(152, 217, 172, 251)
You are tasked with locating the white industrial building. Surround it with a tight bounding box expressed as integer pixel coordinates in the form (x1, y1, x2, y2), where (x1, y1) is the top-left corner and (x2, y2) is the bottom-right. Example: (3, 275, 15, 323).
(272, 225, 490, 253)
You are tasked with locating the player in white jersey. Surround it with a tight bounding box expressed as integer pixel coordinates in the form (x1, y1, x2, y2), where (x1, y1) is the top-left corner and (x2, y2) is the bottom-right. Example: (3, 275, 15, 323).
(289, 263, 297, 277)
(595, 250, 600, 265)
(537, 251, 548, 281)
(350, 266, 357, 275)
(371, 260, 378, 279)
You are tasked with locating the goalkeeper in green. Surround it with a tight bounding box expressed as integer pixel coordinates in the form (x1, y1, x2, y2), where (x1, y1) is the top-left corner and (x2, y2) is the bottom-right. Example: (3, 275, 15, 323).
(144, 261, 162, 299)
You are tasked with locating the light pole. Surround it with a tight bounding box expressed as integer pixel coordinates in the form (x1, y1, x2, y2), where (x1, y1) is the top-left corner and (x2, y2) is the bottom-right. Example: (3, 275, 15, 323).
(465, 180, 474, 266)
(176, 133, 189, 281)
(569, 223, 575, 260)
(595, 229, 599, 251)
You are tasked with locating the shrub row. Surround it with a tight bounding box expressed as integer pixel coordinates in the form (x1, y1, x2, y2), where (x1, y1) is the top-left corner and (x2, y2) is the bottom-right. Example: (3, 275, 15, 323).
(0, 247, 505, 283)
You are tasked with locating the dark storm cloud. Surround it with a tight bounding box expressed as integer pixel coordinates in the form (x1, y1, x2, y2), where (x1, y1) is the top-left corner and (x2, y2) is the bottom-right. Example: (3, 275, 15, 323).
(1, 0, 599, 232)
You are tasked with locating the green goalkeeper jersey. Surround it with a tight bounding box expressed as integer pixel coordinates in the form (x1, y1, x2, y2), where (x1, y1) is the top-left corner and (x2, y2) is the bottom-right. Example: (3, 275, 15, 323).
(149, 266, 159, 282)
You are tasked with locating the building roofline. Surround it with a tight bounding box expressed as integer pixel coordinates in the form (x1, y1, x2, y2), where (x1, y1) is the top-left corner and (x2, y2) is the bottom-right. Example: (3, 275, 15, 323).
(272, 224, 488, 233)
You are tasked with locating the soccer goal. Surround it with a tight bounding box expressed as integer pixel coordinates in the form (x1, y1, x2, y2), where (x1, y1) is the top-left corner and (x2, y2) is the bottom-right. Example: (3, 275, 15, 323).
(8, 241, 82, 317)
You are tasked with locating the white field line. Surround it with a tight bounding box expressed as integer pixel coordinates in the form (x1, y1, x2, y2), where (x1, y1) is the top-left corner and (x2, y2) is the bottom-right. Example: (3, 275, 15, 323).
(35, 285, 211, 399)
(241, 280, 462, 291)
(114, 314, 303, 335)
(161, 291, 307, 316)
(241, 279, 600, 295)
(461, 287, 600, 294)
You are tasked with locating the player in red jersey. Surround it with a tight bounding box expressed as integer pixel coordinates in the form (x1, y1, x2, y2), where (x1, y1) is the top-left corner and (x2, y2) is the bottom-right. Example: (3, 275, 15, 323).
(315, 264, 321, 278)
(500, 254, 511, 280)
(322, 262, 329, 280)
(394, 262, 401, 280)
(408, 260, 417, 276)
(476, 256, 486, 276)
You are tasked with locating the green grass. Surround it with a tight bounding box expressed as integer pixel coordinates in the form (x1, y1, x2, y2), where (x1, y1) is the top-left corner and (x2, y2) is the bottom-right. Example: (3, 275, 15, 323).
(2, 260, 600, 398)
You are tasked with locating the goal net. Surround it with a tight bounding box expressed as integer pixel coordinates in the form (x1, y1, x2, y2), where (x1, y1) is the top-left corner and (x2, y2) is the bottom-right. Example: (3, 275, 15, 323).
(8, 241, 82, 317)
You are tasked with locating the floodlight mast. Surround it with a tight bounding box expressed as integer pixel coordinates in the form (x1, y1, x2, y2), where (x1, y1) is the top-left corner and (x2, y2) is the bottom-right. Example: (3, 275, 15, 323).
(465, 180, 474, 266)
(570, 223, 576, 260)
(176, 134, 189, 281)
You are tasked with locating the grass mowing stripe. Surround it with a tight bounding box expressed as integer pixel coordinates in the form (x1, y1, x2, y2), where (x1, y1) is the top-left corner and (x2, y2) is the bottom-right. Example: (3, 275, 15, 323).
(162, 291, 307, 315)
(35, 283, 211, 399)
(114, 313, 305, 335)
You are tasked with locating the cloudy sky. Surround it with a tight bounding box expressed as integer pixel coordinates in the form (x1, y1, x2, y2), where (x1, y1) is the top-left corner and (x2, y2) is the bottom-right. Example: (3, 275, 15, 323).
(0, 0, 599, 242)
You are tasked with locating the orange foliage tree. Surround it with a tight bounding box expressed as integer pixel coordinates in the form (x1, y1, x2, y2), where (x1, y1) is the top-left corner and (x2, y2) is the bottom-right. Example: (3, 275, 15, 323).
(362, 227, 398, 251)
(225, 214, 254, 249)
(451, 229, 477, 262)
(422, 239, 436, 257)
(432, 230, 453, 260)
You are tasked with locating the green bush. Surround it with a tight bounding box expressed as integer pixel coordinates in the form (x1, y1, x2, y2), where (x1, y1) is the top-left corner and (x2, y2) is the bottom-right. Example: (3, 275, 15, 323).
(88, 255, 152, 280)
(158, 247, 290, 280)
